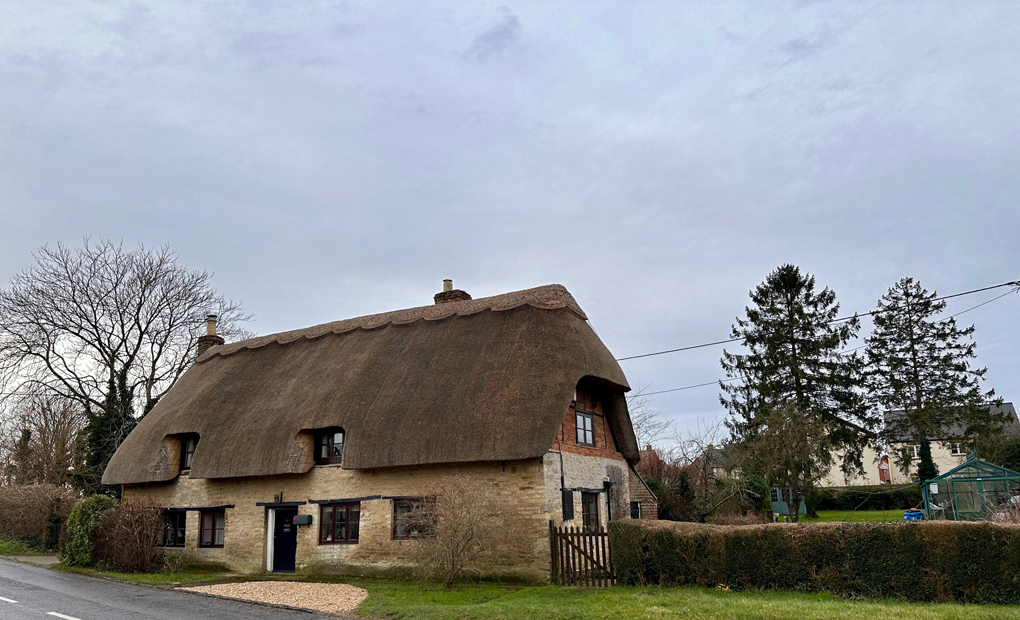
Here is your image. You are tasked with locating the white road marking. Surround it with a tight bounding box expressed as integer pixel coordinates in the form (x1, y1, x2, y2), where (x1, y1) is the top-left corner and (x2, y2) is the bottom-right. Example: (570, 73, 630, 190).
(47, 613, 81, 620)
(0, 596, 17, 603)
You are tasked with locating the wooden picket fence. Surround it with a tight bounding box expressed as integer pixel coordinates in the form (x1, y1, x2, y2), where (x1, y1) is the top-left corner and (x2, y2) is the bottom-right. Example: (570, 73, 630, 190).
(549, 522, 615, 586)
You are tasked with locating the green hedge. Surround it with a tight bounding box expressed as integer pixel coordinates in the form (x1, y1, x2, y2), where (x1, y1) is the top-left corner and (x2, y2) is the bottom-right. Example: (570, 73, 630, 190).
(808, 484, 921, 513)
(62, 495, 118, 567)
(609, 520, 1020, 603)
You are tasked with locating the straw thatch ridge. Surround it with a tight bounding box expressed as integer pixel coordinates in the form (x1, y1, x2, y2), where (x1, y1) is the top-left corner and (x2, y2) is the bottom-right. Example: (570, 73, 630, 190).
(103, 285, 634, 485)
(199, 284, 588, 360)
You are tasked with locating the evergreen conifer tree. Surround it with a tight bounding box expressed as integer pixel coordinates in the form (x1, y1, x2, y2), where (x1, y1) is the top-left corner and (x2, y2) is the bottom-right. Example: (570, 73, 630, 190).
(865, 277, 1000, 479)
(721, 264, 875, 522)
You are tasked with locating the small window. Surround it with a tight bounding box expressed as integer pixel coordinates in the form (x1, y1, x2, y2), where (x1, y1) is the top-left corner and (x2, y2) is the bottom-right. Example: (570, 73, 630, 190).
(908, 445, 921, 459)
(319, 502, 360, 544)
(770, 488, 779, 503)
(158, 510, 186, 548)
(315, 428, 345, 465)
(393, 498, 435, 539)
(575, 412, 595, 446)
(630, 501, 641, 519)
(180, 434, 199, 471)
(199, 510, 225, 548)
(950, 443, 965, 455)
(581, 492, 599, 532)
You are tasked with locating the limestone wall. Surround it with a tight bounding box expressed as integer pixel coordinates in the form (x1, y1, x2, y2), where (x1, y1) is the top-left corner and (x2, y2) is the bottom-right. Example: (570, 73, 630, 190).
(124, 458, 552, 579)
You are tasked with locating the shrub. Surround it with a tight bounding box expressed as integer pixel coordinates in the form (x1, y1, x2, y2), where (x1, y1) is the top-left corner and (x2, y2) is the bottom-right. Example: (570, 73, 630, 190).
(93, 498, 163, 572)
(610, 520, 1020, 603)
(0, 484, 77, 549)
(400, 476, 532, 588)
(809, 484, 921, 512)
(63, 495, 117, 567)
(706, 514, 772, 526)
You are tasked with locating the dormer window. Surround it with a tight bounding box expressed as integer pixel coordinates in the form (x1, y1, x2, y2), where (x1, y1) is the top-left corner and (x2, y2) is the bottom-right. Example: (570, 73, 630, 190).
(315, 428, 344, 465)
(179, 434, 199, 471)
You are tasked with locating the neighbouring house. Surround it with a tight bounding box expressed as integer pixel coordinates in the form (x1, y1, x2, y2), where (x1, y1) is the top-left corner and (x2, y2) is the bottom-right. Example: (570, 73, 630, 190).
(102, 283, 652, 579)
(884, 402, 1019, 484)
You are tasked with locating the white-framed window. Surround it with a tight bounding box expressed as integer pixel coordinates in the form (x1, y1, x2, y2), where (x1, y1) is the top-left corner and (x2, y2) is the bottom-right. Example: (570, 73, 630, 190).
(770, 487, 779, 503)
(908, 445, 921, 459)
(950, 443, 965, 456)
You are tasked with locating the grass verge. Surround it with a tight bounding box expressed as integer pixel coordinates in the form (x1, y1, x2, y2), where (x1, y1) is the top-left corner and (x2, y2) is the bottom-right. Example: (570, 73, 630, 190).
(803, 509, 908, 522)
(55, 564, 234, 586)
(349, 582, 1020, 620)
(0, 538, 49, 556)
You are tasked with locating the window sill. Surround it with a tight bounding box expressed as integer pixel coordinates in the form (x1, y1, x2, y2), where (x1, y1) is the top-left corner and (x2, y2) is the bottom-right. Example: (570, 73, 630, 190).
(318, 540, 359, 545)
(198, 545, 224, 549)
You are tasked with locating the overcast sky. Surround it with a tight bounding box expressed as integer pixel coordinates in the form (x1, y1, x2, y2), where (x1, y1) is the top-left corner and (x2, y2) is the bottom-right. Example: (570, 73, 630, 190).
(1, 1, 1017, 439)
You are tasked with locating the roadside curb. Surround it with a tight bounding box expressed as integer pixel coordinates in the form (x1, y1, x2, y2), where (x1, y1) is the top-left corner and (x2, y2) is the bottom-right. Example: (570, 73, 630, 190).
(29, 560, 359, 619)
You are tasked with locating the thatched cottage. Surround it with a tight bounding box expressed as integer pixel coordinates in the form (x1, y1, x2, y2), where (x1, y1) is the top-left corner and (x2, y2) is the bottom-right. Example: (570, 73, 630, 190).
(103, 282, 655, 578)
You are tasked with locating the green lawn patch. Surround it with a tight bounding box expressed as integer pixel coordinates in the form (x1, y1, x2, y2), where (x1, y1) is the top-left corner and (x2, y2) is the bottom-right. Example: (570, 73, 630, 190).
(55, 563, 233, 586)
(350, 582, 1020, 620)
(805, 509, 907, 522)
(0, 537, 49, 556)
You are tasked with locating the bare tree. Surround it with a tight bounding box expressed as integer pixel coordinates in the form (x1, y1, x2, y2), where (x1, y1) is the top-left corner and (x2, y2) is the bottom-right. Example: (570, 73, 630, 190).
(626, 386, 672, 449)
(399, 476, 532, 588)
(0, 391, 86, 487)
(0, 240, 250, 492)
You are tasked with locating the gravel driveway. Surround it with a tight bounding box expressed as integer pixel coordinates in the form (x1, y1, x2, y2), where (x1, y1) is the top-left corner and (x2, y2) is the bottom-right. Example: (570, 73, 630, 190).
(183, 581, 368, 616)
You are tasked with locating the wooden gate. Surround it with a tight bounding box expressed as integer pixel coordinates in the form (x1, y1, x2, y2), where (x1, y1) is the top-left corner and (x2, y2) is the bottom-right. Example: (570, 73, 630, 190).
(549, 522, 615, 586)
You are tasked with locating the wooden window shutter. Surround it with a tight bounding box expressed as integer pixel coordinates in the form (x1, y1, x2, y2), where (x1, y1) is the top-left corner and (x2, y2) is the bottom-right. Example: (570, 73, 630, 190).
(561, 489, 574, 520)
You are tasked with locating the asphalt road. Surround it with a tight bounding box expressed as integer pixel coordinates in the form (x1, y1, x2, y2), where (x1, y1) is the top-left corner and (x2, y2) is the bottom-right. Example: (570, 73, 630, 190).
(0, 559, 330, 620)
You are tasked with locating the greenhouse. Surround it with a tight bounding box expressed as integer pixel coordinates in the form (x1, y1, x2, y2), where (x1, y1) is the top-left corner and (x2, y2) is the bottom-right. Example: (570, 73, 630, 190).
(923, 453, 1020, 521)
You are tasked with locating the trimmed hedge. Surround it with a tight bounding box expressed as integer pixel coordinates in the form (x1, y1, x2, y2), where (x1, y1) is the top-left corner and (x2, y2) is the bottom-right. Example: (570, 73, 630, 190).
(63, 495, 117, 567)
(610, 520, 1020, 603)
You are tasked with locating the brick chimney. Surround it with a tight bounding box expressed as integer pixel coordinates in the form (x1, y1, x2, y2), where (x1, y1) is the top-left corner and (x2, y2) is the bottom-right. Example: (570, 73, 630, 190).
(433, 279, 472, 304)
(196, 313, 225, 358)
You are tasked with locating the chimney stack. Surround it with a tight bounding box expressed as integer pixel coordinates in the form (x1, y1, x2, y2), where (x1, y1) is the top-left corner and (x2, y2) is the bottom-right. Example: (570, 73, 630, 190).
(433, 279, 472, 304)
(196, 313, 226, 359)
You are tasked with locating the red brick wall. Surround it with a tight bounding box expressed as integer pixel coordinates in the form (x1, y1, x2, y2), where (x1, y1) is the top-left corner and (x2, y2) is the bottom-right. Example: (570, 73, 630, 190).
(551, 389, 625, 461)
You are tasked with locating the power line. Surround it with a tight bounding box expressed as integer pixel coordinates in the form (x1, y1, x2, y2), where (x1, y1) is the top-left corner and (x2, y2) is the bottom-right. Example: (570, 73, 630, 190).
(616, 279, 1019, 362)
(626, 378, 736, 398)
(622, 282, 1019, 400)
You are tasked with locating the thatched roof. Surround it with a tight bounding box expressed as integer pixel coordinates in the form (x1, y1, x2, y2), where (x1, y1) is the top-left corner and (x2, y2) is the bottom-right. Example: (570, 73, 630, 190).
(103, 285, 635, 484)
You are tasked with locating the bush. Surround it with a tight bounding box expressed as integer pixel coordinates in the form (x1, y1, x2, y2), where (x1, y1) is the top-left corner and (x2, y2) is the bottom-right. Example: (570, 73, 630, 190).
(0, 484, 77, 549)
(809, 484, 921, 513)
(92, 499, 163, 572)
(63, 495, 117, 567)
(609, 520, 1020, 603)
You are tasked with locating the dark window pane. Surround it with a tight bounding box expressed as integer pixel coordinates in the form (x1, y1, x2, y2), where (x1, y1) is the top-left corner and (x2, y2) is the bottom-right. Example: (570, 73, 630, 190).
(349, 506, 360, 541)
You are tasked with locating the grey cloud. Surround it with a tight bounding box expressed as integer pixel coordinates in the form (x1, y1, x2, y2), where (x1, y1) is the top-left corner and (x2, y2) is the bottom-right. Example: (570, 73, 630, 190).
(777, 24, 841, 64)
(463, 9, 521, 63)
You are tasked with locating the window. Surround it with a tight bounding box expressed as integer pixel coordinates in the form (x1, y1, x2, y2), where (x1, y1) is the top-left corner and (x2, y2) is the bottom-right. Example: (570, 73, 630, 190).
(319, 502, 360, 544)
(575, 412, 595, 446)
(393, 498, 435, 539)
(180, 434, 199, 471)
(315, 428, 345, 465)
(581, 492, 599, 532)
(630, 501, 641, 519)
(908, 445, 922, 459)
(158, 511, 186, 548)
(199, 510, 225, 548)
(770, 488, 779, 503)
(950, 443, 965, 456)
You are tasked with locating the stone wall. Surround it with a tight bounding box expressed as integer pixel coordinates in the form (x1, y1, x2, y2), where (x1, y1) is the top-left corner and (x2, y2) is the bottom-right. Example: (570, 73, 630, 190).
(124, 458, 552, 579)
(887, 442, 970, 484)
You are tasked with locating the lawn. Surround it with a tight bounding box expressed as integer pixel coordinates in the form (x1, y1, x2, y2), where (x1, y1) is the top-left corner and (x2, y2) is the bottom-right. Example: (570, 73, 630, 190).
(804, 509, 906, 522)
(56, 564, 235, 586)
(350, 582, 1020, 620)
(0, 537, 49, 556)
